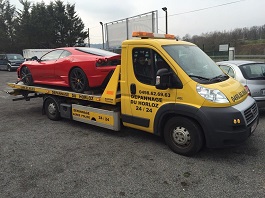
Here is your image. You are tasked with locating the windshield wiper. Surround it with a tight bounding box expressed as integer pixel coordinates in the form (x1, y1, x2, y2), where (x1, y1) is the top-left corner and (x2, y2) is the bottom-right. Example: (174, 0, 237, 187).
(210, 74, 228, 82)
(189, 75, 210, 81)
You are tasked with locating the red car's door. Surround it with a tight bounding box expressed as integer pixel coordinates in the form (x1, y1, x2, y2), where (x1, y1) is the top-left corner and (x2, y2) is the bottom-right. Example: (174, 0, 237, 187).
(53, 50, 72, 85)
(32, 50, 64, 83)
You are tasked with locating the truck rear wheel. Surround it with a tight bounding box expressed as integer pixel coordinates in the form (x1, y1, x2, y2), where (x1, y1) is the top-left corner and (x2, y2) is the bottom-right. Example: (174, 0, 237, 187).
(164, 117, 204, 156)
(44, 97, 61, 121)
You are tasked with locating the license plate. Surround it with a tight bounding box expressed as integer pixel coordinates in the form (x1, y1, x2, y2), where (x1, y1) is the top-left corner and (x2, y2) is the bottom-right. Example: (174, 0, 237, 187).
(251, 120, 258, 133)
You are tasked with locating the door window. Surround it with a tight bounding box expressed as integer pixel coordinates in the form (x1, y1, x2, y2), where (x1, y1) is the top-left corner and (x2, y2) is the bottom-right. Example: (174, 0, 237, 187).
(0, 55, 5, 60)
(132, 48, 170, 85)
(41, 50, 64, 61)
(59, 50, 71, 59)
(219, 65, 235, 78)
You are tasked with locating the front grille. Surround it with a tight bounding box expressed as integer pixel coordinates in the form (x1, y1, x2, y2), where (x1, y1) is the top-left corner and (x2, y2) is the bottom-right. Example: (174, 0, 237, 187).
(244, 102, 258, 125)
(12, 63, 22, 66)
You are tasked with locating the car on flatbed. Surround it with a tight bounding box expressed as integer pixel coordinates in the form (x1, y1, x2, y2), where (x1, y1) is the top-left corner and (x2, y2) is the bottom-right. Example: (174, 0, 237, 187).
(17, 47, 121, 93)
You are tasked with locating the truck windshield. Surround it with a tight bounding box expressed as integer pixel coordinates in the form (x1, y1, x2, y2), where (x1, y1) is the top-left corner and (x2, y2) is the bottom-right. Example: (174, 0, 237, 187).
(163, 45, 228, 84)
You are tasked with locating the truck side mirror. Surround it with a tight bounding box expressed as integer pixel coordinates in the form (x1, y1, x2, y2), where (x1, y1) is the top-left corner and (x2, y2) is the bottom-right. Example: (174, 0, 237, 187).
(155, 68, 171, 90)
(31, 56, 39, 61)
(155, 68, 183, 90)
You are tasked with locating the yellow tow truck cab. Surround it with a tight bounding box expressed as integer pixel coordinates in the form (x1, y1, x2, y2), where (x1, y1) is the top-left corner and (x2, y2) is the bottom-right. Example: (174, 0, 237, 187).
(7, 32, 259, 156)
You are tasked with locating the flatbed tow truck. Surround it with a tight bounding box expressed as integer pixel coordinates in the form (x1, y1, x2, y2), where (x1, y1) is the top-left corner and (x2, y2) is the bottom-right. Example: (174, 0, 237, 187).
(6, 32, 259, 156)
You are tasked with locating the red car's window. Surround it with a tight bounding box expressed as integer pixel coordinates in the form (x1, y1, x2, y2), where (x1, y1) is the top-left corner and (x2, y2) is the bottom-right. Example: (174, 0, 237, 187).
(59, 50, 71, 59)
(41, 50, 64, 61)
(75, 47, 118, 57)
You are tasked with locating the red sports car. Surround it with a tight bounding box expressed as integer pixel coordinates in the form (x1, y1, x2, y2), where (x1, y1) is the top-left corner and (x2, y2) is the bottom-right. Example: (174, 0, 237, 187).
(17, 47, 121, 93)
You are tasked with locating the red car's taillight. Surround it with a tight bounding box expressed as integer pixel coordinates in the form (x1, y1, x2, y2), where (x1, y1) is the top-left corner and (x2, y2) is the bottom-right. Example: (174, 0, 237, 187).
(244, 85, 251, 96)
(97, 58, 107, 63)
(96, 58, 108, 66)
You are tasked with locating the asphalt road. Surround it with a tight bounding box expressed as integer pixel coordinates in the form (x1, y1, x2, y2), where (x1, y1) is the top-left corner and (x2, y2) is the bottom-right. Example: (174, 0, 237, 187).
(0, 71, 264, 198)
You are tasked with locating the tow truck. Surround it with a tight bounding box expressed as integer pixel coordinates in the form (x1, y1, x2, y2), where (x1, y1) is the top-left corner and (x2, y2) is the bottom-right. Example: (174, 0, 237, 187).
(7, 32, 259, 156)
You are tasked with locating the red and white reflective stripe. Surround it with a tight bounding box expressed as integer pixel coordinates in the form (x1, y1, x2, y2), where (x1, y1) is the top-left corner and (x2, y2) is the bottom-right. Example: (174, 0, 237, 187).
(132, 31, 175, 39)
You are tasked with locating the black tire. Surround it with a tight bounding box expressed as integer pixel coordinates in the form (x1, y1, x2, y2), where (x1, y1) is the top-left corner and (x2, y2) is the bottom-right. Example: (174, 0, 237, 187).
(69, 68, 88, 93)
(20, 66, 33, 85)
(164, 117, 204, 156)
(44, 97, 61, 121)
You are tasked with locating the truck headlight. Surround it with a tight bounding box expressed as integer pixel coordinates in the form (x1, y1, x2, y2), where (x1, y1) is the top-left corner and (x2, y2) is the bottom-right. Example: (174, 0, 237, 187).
(196, 84, 229, 103)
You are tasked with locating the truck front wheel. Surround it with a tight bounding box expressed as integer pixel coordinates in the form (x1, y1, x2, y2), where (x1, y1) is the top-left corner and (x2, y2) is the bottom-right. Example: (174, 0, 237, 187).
(44, 97, 61, 121)
(164, 117, 204, 156)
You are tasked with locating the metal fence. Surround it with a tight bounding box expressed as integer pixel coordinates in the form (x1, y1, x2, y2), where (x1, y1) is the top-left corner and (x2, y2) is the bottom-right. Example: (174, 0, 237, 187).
(208, 54, 265, 63)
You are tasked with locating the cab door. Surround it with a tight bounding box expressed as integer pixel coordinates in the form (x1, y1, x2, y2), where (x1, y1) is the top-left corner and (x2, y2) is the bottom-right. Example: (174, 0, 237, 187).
(121, 45, 177, 133)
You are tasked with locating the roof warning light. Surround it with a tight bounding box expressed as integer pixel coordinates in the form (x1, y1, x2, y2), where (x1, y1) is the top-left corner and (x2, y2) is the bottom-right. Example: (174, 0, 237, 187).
(132, 31, 176, 40)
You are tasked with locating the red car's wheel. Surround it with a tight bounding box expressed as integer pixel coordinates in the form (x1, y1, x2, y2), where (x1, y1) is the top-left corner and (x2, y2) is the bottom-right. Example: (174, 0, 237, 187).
(20, 66, 33, 85)
(69, 68, 88, 93)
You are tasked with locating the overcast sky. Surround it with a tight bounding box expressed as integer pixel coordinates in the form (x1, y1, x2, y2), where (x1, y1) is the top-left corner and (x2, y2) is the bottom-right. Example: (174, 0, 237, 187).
(10, 0, 265, 44)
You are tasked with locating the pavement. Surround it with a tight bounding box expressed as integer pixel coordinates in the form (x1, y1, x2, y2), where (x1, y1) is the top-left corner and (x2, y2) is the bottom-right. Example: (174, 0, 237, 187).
(0, 71, 264, 198)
